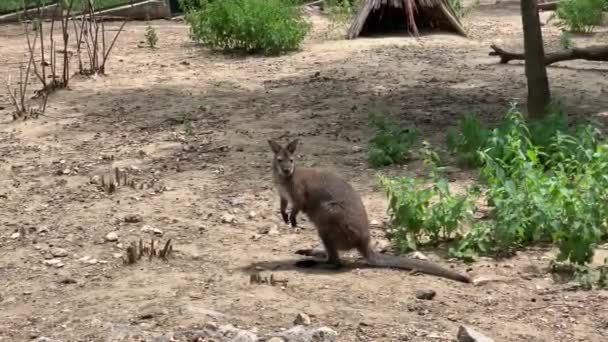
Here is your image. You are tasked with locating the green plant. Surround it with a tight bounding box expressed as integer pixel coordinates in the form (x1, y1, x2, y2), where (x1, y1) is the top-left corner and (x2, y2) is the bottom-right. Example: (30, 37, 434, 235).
(446, 113, 490, 168)
(145, 22, 158, 48)
(379, 144, 476, 252)
(325, 0, 359, 23)
(449, 0, 479, 19)
(323, 0, 360, 39)
(177, 113, 193, 135)
(559, 31, 574, 49)
(184, 0, 310, 55)
(574, 265, 594, 289)
(598, 257, 608, 288)
(476, 107, 607, 265)
(367, 112, 417, 167)
(555, 0, 604, 33)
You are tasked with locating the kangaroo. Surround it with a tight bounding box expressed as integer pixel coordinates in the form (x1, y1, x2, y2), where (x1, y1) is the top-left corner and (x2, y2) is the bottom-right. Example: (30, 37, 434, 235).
(268, 139, 471, 283)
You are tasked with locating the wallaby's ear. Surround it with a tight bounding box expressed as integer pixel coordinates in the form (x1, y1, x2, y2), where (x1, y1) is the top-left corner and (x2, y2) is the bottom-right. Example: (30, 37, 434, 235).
(268, 139, 282, 154)
(286, 139, 299, 154)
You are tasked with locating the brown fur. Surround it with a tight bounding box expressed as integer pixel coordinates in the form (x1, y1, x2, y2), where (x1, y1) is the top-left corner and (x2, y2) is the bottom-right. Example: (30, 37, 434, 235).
(268, 139, 471, 283)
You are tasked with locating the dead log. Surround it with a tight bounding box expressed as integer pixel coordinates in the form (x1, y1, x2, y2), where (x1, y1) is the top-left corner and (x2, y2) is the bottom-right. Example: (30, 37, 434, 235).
(489, 44, 608, 65)
(537, 1, 557, 11)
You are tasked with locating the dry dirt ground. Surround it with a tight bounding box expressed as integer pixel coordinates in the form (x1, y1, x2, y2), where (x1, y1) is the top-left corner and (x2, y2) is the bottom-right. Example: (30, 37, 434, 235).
(1, 2, 608, 341)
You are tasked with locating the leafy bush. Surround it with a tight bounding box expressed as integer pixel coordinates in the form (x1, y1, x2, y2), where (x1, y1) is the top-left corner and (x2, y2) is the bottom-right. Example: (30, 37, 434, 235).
(385, 103, 608, 269)
(446, 101, 591, 173)
(183, 0, 310, 55)
(457, 107, 608, 265)
(556, 0, 604, 33)
(379, 144, 477, 252)
(367, 112, 417, 167)
(446, 113, 490, 168)
(145, 23, 158, 48)
(559, 31, 574, 49)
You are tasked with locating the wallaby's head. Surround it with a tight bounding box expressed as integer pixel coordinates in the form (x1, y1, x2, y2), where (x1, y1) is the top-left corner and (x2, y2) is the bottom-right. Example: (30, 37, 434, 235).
(268, 139, 298, 177)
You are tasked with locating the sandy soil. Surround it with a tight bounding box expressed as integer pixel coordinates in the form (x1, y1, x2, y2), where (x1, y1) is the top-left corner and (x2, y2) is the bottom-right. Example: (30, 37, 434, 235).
(1, 2, 608, 341)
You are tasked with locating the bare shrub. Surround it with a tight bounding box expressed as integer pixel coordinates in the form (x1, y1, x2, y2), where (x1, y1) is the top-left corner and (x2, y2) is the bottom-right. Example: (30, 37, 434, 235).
(72, 1, 128, 75)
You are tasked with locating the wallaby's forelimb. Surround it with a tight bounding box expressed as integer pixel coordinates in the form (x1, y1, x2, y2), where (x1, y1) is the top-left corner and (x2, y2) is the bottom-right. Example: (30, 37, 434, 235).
(280, 197, 289, 224)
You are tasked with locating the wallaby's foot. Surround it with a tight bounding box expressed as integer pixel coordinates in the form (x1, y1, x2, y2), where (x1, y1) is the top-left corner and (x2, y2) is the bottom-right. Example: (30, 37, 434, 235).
(289, 213, 298, 227)
(295, 247, 327, 259)
(281, 211, 289, 224)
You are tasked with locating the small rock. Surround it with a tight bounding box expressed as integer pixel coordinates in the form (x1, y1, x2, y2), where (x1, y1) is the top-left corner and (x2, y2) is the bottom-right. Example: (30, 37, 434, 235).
(351, 145, 363, 153)
(51, 248, 69, 257)
(415, 289, 436, 300)
(105, 231, 119, 242)
(10, 232, 20, 239)
(457, 325, 495, 342)
(65, 234, 75, 242)
(124, 214, 143, 223)
(138, 306, 169, 320)
(141, 225, 154, 233)
(226, 197, 245, 207)
(260, 224, 280, 235)
(472, 275, 515, 286)
(247, 211, 257, 219)
(153, 227, 163, 236)
(58, 278, 77, 284)
(266, 338, 285, 342)
(222, 213, 237, 224)
(37, 226, 50, 234)
(79, 256, 98, 265)
(281, 326, 337, 342)
(113, 253, 123, 259)
(90, 175, 101, 184)
(43, 259, 64, 268)
(370, 219, 380, 226)
(294, 312, 311, 326)
(35, 337, 58, 342)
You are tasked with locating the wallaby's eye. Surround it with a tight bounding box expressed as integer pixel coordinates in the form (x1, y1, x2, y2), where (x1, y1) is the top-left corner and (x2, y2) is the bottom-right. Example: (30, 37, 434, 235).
(290, 159, 293, 162)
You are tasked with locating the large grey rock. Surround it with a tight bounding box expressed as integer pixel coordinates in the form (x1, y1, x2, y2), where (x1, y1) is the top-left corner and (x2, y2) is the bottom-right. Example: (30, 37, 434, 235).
(278, 325, 337, 342)
(457, 325, 495, 342)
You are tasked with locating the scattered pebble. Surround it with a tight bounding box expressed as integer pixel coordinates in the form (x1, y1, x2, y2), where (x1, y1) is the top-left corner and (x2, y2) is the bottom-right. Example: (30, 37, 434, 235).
(10, 232, 20, 239)
(457, 325, 495, 342)
(222, 213, 237, 224)
(415, 289, 436, 300)
(294, 312, 311, 326)
(51, 248, 69, 258)
(43, 259, 64, 268)
(105, 232, 119, 242)
(124, 214, 143, 223)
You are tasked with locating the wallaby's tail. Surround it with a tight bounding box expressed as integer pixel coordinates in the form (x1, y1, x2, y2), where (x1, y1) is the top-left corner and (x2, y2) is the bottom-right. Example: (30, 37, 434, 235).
(367, 252, 471, 283)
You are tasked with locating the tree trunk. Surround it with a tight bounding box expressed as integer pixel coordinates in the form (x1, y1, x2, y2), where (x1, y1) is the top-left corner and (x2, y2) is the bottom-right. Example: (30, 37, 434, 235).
(521, 0, 551, 119)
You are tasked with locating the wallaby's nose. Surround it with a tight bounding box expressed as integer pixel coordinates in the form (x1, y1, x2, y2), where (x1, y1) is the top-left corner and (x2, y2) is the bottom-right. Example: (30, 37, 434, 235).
(282, 167, 291, 174)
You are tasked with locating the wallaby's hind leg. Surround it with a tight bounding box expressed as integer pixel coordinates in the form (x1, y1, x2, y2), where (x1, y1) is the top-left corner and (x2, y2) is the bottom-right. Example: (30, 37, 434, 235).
(295, 229, 343, 270)
(294, 246, 327, 269)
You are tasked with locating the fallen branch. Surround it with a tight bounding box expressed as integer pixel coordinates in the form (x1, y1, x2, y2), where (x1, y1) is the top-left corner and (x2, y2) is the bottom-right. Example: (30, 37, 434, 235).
(537, 1, 557, 11)
(489, 44, 608, 65)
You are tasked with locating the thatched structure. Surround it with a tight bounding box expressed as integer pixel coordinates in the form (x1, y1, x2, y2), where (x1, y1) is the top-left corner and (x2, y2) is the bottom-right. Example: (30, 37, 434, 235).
(347, 0, 467, 39)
